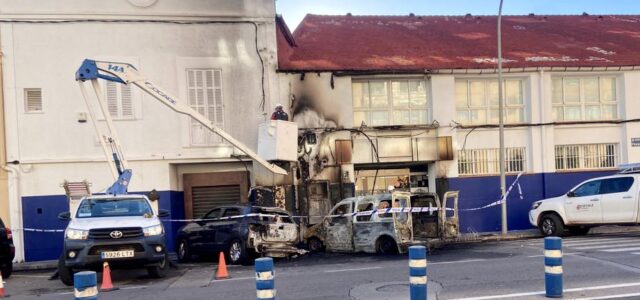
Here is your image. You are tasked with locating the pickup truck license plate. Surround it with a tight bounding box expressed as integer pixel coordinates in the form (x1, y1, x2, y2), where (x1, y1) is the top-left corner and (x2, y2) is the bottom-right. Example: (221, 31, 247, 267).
(101, 250, 134, 259)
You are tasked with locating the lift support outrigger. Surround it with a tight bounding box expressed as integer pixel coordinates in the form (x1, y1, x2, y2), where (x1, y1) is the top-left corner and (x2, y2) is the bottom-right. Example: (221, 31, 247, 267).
(75, 59, 287, 196)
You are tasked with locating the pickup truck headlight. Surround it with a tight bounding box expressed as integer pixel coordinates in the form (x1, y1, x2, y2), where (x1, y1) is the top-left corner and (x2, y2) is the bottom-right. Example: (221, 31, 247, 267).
(531, 201, 542, 210)
(143, 225, 164, 237)
(65, 228, 88, 240)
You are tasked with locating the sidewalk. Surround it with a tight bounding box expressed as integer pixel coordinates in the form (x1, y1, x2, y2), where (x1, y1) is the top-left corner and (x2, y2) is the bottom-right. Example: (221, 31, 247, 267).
(13, 225, 640, 272)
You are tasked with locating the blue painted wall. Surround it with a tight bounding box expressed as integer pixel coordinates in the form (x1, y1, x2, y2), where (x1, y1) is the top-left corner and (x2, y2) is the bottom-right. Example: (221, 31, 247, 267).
(21, 170, 617, 261)
(21, 190, 184, 262)
(448, 171, 616, 233)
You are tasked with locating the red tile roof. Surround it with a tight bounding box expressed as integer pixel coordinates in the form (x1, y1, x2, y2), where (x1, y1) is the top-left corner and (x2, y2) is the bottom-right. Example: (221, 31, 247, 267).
(276, 14, 640, 72)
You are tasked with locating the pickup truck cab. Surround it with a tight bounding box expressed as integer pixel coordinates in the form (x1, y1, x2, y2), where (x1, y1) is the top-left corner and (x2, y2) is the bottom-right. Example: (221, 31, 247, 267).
(530, 174, 640, 236)
(58, 194, 169, 286)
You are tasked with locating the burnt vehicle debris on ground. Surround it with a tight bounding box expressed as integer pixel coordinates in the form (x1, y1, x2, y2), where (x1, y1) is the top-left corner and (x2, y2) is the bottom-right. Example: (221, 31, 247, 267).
(175, 205, 305, 265)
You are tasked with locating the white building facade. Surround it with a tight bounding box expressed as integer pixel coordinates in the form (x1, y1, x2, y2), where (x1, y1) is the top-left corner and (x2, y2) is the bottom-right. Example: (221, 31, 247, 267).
(0, 0, 283, 262)
(276, 14, 640, 235)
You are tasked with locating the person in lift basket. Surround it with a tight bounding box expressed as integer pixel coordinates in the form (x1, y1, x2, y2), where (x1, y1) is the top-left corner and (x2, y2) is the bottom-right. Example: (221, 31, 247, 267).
(271, 103, 289, 121)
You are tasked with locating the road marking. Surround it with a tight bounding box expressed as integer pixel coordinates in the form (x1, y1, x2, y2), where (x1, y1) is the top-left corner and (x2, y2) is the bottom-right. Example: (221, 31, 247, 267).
(430, 259, 486, 265)
(10, 274, 51, 278)
(208, 276, 254, 282)
(573, 242, 640, 250)
(56, 284, 147, 295)
(324, 266, 382, 273)
(632, 252, 640, 255)
(563, 238, 639, 246)
(527, 252, 583, 258)
(528, 238, 637, 247)
(448, 281, 640, 300)
(602, 246, 640, 252)
(573, 292, 640, 300)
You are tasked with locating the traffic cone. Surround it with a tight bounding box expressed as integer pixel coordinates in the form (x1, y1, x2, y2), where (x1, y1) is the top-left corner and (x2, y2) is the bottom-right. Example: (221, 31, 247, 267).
(214, 252, 229, 280)
(0, 272, 6, 298)
(100, 262, 118, 292)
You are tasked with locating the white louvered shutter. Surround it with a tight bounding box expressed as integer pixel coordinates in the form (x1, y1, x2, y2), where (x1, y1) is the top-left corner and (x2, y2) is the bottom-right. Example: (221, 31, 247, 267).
(24, 89, 43, 112)
(105, 81, 134, 119)
(188, 69, 224, 146)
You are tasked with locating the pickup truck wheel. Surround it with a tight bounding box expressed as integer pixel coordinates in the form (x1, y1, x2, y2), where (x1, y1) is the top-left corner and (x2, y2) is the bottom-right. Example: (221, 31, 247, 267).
(226, 239, 247, 265)
(58, 254, 74, 286)
(376, 236, 398, 255)
(539, 214, 565, 237)
(147, 253, 168, 278)
(307, 237, 324, 252)
(177, 240, 191, 262)
(1, 262, 12, 279)
(568, 226, 590, 236)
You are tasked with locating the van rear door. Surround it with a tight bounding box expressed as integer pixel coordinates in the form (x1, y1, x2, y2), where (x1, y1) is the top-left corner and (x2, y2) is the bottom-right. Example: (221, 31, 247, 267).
(392, 192, 413, 250)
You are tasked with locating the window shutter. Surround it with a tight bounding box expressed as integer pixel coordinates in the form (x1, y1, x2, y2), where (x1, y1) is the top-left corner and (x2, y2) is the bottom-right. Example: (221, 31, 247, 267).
(121, 84, 133, 117)
(187, 69, 224, 146)
(106, 81, 119, 117)
(24, 88, 43, 112)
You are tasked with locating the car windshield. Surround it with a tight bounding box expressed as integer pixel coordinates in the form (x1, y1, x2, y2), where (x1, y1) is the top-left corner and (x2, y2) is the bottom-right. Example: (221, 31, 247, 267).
(76, 198, 153, 218)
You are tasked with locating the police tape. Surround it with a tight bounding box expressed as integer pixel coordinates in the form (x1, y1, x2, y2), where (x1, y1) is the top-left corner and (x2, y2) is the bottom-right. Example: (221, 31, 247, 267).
(13, 207, 449, 233)
(459, 172, 524, 211)
(16, 173, 525, 233)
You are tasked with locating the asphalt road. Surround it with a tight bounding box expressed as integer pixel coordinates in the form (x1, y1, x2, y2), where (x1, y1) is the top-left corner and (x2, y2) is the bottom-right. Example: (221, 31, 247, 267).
(5, 232, 640, 299)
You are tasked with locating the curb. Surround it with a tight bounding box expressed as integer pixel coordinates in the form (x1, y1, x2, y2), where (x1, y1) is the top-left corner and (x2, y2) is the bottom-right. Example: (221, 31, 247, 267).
(13, 260, 57, 272)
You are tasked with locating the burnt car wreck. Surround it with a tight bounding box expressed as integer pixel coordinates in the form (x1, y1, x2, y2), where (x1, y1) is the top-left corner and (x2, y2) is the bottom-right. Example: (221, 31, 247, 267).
(304, 191, 460, 254)
(176, 205, 305, 265)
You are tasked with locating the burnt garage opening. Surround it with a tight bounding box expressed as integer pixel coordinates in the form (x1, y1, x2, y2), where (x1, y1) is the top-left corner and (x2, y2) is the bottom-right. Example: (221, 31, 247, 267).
(354, 162, 430, 195)
(183, 171, 249, 219)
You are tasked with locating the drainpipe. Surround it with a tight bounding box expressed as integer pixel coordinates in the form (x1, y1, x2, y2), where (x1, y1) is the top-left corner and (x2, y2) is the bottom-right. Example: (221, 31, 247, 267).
(0, 30, 24, 262)
(3, 164, 23, 262)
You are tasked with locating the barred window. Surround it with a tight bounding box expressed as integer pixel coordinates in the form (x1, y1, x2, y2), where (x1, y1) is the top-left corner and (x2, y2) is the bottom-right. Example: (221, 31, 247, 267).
(555, 143, 618, 171)
(352, 79, 429, 127)
(552, 77, 617, 121)
(458, 147, 526, 176)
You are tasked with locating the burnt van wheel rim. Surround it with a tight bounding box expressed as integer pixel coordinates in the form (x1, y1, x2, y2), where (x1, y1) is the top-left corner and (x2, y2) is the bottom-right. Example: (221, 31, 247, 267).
(230, 241, 242, 262)
(542, 219, 555, 235)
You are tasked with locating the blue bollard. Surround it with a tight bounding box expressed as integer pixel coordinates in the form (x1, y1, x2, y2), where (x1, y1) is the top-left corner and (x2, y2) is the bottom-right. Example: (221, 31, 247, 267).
(544, 237, 563, 298)
(74, 271, 98, 300)
(409, 245, 428, 300)
(255, 257, 276, 300)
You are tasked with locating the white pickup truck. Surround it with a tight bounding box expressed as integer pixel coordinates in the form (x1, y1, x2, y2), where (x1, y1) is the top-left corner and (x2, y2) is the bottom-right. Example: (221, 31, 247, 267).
(529, 173, 639, 236)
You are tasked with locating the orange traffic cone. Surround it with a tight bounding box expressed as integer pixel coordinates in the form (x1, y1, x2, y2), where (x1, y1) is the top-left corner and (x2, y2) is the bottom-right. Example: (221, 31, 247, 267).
(100, 262, 118, 292)
(0, 272, 6, 298)
(214, 252, 230, 280)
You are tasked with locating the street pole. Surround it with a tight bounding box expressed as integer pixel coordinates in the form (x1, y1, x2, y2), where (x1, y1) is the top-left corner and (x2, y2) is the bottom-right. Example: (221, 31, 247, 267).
(498, 0, 507, 235)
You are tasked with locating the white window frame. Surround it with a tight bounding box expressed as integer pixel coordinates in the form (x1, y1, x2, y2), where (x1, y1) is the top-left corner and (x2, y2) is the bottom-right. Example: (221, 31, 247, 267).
(551, 76, 618, 122)
(186, 68, 224, 146)
(455, 78, 526, 125)
(24, 88, 43, 113)
(458, 147, 526, 176)
(555, 143, 618, 171)
(352, 78, 430, 127)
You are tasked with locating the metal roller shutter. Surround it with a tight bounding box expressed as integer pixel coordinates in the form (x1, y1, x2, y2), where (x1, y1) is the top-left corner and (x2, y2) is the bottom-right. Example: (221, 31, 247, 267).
(192, 185, 241, 218)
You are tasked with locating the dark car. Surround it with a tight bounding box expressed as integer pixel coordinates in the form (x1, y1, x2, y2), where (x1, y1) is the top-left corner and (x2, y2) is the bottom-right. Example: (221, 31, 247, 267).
(175, 205, 301, 265)
(0, 217, 15, 278)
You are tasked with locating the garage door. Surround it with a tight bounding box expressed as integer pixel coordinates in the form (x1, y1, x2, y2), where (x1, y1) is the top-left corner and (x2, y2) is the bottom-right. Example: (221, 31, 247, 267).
(192, 185, 241, 218)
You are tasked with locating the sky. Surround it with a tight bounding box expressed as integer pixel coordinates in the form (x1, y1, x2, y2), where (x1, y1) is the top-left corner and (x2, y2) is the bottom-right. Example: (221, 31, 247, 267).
(276, 0, 640, 31)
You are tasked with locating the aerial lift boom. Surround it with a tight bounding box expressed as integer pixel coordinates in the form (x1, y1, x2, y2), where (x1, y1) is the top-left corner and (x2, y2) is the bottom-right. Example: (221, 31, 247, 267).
(75, 59, 287, 195)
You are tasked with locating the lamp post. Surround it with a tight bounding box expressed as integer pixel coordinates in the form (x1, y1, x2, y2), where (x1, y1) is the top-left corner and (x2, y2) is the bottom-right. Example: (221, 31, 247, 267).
(497, 0, 507, 235)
